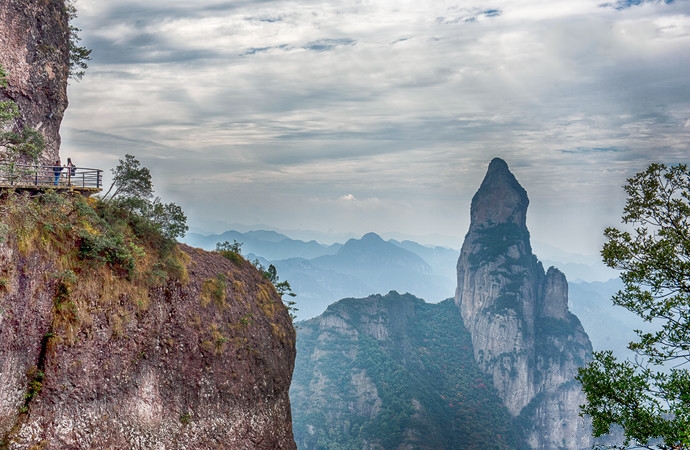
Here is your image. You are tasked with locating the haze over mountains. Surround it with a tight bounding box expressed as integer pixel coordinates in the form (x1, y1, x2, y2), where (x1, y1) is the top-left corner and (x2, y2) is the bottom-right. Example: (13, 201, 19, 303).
(184, 230, 459, 319)
(183, 229, 619, 319)
(291, 292, 526, 449)
(181, 157, 651, 449)
(289, 158, 611, 449)
(183, 225, 643, 362)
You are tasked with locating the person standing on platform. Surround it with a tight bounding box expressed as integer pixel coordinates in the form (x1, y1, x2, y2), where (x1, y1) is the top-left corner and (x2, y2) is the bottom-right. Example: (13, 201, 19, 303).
(53, 159, 63, 186)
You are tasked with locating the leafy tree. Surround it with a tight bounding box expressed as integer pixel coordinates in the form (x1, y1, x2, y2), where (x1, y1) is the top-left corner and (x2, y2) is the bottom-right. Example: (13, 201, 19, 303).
(256, 262, 297, 320)
(102, 154, 154, 202)
(576, 163, 690, 449)
(66, 0, 92, 80)
(216, 240, 243, 254)
(215, 240, 243, 263)
(215, 242, 298, 321)
(144, 198, 188, 241)
(100, 154, 187, 241)
(263, 264, 294, 297)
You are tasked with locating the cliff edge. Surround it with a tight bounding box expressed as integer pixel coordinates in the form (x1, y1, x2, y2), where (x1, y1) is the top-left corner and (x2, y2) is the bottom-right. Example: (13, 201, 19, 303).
(0, 193, 296, 449)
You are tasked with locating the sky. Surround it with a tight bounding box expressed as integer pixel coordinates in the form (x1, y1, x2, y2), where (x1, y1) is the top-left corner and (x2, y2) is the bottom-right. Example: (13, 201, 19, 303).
(61, 0, 690, 255)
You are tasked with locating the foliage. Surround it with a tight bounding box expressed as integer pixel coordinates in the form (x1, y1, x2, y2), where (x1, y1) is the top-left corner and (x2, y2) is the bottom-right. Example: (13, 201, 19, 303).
(260, 263, 297, 321)
(263, 264, 296, 298)
(576, 163, 690, 449)
(201, 274, 227, 308)
(100, 154, 187, 242)
(66, 0, 92, 80)
(102, 154, 154, 203)
(0, 189, 184, 280)
(0, 66, 18, 122)
(0, 65, 45, 162)
(468, 222, 531, 268)
(1, 127, 45, 161)
(215, 240, 243, 262)
(139, 197, 188, 241)
(0, 190, 189, 345)
(214, 241, 298, 321)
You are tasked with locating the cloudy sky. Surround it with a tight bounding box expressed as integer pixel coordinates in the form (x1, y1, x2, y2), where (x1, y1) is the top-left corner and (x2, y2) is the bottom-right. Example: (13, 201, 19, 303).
(61, 0, 689, 254)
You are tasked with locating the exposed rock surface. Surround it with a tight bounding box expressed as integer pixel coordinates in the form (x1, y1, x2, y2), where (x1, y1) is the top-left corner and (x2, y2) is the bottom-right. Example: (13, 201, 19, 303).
(455, 157, 593, 449)
(0, 243, 296, 449)
(291, 292, 525, 449)
(0, 0, 70, 163)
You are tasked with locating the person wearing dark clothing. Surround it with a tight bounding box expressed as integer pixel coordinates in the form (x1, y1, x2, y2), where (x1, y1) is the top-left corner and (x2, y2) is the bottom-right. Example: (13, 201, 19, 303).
(53, 159, 63, 186)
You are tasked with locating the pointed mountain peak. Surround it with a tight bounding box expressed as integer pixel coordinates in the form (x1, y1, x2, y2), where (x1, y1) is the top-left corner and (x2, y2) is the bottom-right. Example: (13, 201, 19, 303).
(470, 157, 529, 229)
(486, 157, 510, 175)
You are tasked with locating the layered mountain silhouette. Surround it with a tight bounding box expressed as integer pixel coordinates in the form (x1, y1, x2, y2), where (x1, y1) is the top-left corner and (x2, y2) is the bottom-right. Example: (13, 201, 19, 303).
(184, 229, 341, 260)
(275, 233, 456, 318)
(186, 230, 458, 320)
(185, 228, 631, 362)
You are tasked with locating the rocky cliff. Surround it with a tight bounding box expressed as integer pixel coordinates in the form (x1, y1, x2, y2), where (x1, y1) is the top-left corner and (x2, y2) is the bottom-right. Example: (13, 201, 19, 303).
(291, 292, 525, 449)
(0, 193, 296, 449)
(0, 0, 70, 163)
(455, 158, 592, 449)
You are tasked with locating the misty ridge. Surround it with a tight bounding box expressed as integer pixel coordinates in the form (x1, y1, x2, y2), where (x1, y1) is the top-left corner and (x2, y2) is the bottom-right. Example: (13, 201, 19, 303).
(183, 227, 645, 361)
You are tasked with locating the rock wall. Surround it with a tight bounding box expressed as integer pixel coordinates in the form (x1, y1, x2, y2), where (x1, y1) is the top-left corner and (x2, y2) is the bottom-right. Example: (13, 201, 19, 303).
(455, 157, 592, 449)
(0, 0, 70, 163)
(0, 243, 296, 449)
(291, 292, 525, 449)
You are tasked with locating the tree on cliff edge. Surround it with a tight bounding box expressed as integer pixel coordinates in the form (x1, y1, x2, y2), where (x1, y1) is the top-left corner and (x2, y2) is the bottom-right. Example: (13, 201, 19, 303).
(577, 163, 690, 449)
(101, 154, 187, 241)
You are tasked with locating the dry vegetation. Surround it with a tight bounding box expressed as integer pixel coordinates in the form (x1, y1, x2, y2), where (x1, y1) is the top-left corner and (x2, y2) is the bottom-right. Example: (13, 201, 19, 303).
(0, 189, 190, 345)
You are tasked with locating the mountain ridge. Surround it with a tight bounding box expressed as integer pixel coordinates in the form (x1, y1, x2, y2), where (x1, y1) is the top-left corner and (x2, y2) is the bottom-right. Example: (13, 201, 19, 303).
(291, 291, 527, 449)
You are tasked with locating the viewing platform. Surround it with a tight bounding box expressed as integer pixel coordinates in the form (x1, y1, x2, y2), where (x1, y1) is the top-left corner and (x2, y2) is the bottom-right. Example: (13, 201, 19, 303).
(0, 162, 103, 196)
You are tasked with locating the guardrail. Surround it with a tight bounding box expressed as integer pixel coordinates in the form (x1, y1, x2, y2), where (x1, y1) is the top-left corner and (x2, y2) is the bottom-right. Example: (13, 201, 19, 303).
(0, 162, 103, 190)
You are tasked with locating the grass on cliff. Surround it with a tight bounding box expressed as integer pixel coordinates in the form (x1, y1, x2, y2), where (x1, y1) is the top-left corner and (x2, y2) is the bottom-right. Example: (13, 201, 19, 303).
(0, 189, 189, 343)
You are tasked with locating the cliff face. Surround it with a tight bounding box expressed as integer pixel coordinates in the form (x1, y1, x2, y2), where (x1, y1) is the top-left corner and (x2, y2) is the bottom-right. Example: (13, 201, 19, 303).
(291, 292, 525, 450)
(0, 195, 296, 449)
(455, 158, 592, 449)
(0, 0, 70, 163)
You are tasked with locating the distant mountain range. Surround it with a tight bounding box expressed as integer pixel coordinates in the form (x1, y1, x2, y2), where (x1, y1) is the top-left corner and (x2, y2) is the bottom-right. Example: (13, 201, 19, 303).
(568, 278, 656, 358)
(183, 230, 459, 320)
(183, 229, 342, 261)
(183, 228, 637, 359)
(183, 156, 649, 450)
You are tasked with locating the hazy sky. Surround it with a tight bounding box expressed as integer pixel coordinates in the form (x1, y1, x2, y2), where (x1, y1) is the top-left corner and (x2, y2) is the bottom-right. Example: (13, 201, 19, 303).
(61, 0, 689, 254)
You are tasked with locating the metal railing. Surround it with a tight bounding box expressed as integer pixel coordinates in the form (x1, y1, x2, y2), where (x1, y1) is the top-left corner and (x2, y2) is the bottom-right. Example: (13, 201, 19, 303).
(0, 162, 102, 190)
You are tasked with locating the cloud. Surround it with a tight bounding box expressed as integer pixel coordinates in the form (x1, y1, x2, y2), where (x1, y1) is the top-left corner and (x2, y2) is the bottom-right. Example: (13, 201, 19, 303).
(601, 0, 675, 11)
(560, 147, 626, 154)
(303, 38, 356, 52)
(436, 8, 502, 24)
(62, 0, 690, 253)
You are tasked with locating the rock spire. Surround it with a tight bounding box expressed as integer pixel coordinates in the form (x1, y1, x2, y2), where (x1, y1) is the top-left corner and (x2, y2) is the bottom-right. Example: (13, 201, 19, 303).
(455, 157, 593, 449)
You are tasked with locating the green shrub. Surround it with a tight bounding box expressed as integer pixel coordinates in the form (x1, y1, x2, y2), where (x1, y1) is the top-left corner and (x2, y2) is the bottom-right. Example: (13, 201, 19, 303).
(215, 240, 243, 263)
